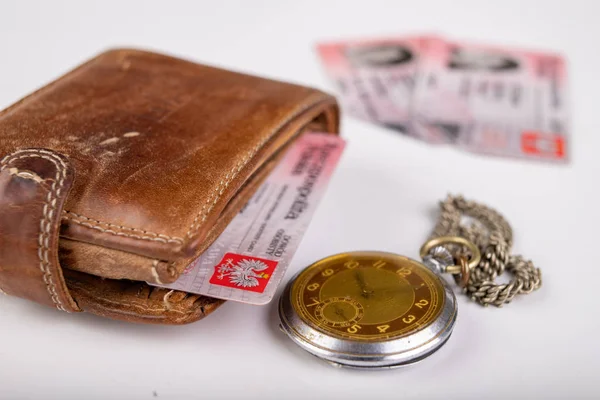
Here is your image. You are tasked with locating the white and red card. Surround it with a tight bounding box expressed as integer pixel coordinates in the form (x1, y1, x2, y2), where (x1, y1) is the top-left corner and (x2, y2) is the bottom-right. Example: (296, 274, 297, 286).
(317, 35, 569, 163)
(150, 132, 345, 305)
(317, 36, 429, 138)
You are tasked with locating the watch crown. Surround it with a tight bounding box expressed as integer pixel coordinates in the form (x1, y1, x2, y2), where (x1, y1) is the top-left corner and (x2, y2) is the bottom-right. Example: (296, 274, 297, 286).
(422, 246, 454, 274)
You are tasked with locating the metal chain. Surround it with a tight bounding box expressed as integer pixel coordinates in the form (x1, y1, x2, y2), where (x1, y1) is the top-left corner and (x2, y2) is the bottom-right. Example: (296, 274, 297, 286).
(430, 195, 542, 307)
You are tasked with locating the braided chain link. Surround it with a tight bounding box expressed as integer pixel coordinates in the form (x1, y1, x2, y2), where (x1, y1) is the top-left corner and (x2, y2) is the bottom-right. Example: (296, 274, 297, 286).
(430, 195, 542, 307)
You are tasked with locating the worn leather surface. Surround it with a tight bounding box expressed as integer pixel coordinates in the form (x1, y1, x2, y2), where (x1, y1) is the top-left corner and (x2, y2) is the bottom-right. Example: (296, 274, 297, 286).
(0, 149, 80, 312)
(0, 48, 339, 324)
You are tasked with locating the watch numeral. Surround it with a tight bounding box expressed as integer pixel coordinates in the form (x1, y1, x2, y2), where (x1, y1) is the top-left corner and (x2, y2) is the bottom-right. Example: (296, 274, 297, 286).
(377, 324, 390, 333)
(347, 324, 362, 334)
(402, 315, 416, 324)
(322, 268, 334, 277)
(415, 299, 429, 309)
(306, 297, 320, 307)
(307, 283, 320, 291)
(396, 267, 411, 277)
(345, 260, 360, 269)
(373, 260, 386, 269)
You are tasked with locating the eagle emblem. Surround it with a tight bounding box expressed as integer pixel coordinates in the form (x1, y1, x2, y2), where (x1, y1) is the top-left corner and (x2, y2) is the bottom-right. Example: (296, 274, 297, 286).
(209, 253, 278, 293)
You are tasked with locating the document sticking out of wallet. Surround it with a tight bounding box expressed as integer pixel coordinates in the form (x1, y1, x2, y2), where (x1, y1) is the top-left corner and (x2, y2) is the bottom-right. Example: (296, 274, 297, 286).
(317, 35, 569, 163)
(150, 132, 345, 304)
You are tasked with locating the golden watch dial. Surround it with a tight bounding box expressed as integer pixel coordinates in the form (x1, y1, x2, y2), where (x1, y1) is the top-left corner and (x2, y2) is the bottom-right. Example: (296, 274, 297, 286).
(291, 251, 446, 341)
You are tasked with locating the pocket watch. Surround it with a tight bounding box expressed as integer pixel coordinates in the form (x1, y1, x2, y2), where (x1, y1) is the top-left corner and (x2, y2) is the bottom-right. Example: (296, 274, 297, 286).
(278, 244, 471, 369)
(278, 196, 543, 369)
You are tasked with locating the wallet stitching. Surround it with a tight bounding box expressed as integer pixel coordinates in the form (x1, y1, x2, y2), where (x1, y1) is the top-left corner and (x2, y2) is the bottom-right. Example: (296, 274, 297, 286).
(185, 161, 245, 238)
(184, 97, 327, 240)
(62, 211, 184, 244)
(151, 260, 164, 285)
(0, 149, 71, 311)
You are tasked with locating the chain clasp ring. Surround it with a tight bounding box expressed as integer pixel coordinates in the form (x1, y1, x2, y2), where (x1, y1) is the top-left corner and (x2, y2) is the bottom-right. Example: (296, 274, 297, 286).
(420, 236, 481, 285)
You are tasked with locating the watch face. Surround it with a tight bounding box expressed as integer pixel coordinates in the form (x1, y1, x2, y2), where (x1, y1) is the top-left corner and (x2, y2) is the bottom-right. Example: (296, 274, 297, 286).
(290, 252, 446, 342)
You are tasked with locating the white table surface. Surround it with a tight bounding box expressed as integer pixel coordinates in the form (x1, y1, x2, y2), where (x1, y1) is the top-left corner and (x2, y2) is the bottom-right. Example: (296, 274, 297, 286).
(1, 0, 598, 399)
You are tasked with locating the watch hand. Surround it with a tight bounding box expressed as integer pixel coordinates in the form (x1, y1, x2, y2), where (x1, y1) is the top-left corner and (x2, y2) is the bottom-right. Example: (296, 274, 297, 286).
(332, 305, 348, 321)
(354, 270, 374, 297)
(354, 270, 366, 290)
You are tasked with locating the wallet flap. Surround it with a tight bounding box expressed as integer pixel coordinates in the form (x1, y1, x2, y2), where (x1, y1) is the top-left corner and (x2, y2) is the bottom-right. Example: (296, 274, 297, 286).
(0, 49, 338, 268)
(0, 148, 80, 312)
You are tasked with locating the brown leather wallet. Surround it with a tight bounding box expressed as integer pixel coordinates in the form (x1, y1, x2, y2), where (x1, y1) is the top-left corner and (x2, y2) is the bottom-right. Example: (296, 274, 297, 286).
(0, 48, 339, 324)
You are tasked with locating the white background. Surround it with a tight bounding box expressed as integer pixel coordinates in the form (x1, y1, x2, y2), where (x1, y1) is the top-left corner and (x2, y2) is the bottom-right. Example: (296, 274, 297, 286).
(0, 1, 598, 399)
